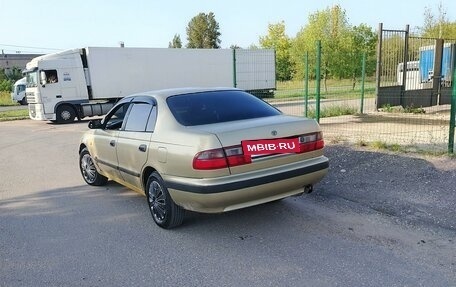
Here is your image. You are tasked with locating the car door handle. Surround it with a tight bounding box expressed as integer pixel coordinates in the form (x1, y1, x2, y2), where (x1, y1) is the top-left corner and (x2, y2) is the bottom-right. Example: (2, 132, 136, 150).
(139, 144, 147, 152)
(110, 140, 116, 147)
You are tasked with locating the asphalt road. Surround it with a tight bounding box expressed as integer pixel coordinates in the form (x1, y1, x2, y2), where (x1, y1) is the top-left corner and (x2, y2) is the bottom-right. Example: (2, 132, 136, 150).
(0, 119, 455, 286)
(0, 105, 28, 112)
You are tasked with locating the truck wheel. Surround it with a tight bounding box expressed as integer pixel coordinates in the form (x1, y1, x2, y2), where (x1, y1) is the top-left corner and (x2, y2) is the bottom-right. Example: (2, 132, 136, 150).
(20, 97, 28, 105)
(56, 105, 76, 123)
(79, 148, 108, 186)
(146, 171, 184, 229)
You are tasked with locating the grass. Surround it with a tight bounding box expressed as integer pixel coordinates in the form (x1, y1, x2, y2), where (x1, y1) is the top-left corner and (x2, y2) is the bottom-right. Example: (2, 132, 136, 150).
(0, 91, 28, 121)
(0, 91, 17, 106)
(0, 109, 29, 121)
(370, 140, 402, 151)
(354, 140, 451, 156)
(306, 105, 358, 118)
(273, 79, 376, 100)
(380, 104, 426, 114)
(356, 140, 402, 152)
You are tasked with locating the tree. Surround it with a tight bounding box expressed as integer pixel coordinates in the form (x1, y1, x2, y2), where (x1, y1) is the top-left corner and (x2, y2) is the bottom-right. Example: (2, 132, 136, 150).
(7, 67, 23, 82)
(289, 5, 378, 91)
(291, 5, 352, 90)
(0, 67, 22, 92)
(420, 2, 456, 38)
(259, 21, 295, 81)
(186, 12, 221, 48)
(345, 24, 377, 89)
(168, 34, 182, 48)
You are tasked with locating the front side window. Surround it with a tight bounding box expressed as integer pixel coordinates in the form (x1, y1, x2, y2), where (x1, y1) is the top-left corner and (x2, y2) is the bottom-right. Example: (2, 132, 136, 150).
(44, 70, 58, 84)
(103, 103, 131, 130)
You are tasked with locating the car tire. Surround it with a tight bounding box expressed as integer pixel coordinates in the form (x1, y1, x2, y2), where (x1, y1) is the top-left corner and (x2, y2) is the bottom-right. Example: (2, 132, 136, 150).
(146, 171, 184, 229)
(79, 148, 108, 186)
(56, 105, 76, 123)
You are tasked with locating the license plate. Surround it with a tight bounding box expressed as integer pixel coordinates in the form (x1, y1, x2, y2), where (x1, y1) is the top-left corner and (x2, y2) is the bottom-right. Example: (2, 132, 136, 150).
(242, 138, 300, 155)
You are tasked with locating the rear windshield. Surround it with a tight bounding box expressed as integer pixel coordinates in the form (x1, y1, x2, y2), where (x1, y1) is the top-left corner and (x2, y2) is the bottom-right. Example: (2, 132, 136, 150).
(167, 90, 281, 126)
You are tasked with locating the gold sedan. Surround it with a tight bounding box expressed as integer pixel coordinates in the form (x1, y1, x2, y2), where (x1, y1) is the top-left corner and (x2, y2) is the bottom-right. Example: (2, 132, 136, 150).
(79, 88, 328, 228)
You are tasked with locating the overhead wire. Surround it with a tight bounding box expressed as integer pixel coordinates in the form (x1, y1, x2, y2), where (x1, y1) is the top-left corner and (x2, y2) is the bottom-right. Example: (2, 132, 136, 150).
(0, 43, 62, 54)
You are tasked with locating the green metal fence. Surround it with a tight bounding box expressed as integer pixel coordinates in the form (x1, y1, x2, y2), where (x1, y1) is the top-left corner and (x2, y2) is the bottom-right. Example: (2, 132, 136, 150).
(264, 34, 455, 154)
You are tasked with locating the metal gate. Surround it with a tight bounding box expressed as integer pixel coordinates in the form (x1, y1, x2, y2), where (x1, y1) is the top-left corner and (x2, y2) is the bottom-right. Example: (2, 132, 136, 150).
(376, 23, 456, 109)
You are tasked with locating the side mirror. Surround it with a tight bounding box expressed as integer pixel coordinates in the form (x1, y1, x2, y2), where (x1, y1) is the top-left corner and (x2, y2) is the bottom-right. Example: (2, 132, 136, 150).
(88, 119, 103, 129)
(40, 70, 47, 87)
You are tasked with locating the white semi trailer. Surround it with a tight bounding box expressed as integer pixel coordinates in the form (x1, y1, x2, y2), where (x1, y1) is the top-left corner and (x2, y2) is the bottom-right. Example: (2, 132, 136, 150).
(23, 47, 276, 123)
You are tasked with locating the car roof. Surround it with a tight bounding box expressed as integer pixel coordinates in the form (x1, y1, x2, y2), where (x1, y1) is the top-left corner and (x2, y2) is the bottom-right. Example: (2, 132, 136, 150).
(128, 87, 240, 100)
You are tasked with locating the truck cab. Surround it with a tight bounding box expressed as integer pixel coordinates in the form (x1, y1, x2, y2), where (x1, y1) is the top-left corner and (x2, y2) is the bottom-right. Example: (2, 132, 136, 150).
(11, 77, 27, 105)
(23, 49, 89, 122)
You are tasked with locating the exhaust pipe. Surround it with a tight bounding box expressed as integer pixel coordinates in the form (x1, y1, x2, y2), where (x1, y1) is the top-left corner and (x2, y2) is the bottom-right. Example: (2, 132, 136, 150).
(293, 185, 314, 197)
(303, 185, 313, 194)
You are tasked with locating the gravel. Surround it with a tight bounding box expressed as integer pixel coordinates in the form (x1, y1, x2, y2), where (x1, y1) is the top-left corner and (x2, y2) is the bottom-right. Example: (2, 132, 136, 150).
(320, 145, 456, 232)
(311, 144, 456, 283)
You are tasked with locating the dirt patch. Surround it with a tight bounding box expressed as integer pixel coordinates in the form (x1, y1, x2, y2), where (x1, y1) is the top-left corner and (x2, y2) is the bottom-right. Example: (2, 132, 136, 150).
(321, 110, 452, 152)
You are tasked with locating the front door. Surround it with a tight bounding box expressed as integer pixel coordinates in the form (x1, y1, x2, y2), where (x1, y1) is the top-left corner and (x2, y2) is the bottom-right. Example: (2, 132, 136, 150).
(92, 129, 122, 182)
(93, 100, 133, 182)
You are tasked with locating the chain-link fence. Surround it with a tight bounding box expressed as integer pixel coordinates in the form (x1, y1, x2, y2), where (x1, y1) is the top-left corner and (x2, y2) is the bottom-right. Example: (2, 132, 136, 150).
(263, 26, 456, 153)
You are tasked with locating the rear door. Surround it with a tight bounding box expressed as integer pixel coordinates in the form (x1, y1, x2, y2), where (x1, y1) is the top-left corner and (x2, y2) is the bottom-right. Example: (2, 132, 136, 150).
(116, 97, 157, 188)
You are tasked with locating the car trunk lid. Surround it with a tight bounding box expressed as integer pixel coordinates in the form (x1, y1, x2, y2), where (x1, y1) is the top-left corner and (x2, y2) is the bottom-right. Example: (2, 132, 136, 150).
(189, 115, 324, 174)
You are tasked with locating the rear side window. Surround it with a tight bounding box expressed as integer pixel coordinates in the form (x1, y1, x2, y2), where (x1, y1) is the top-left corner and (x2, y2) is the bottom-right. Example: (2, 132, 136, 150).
(167, 90, 281, 126)
(124, 103, 156, 132)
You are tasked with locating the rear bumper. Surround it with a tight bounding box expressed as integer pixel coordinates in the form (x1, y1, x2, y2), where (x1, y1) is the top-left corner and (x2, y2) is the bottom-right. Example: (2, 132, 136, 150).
(164, 156, 329, 213)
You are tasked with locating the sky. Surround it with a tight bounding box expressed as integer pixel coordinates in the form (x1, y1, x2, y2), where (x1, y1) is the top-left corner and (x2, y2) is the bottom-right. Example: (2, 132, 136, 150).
(0, 0, 455, 54)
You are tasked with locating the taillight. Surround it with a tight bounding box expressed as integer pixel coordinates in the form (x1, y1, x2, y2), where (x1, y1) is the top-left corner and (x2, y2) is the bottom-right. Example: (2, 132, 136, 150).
(192, 149, 227, 170)
(193, 145, 251, 170)
(298, 132, 324, 153)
